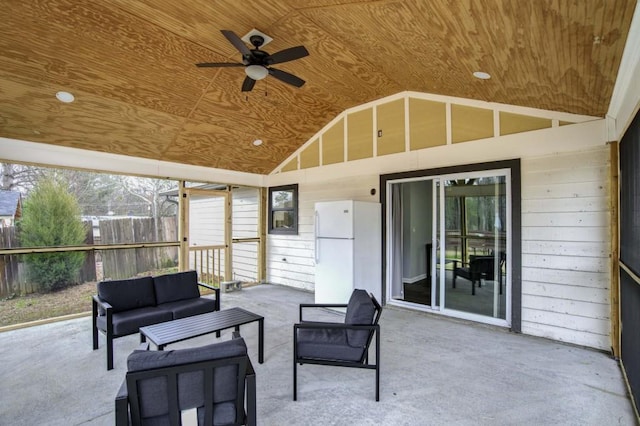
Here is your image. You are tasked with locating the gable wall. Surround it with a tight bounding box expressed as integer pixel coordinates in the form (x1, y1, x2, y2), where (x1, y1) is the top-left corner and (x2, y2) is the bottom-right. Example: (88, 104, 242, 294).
(265, 119, 612, 350)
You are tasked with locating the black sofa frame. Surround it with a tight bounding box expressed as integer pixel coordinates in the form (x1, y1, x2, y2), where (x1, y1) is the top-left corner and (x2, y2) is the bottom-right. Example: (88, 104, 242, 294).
(92, 280, 220, 370)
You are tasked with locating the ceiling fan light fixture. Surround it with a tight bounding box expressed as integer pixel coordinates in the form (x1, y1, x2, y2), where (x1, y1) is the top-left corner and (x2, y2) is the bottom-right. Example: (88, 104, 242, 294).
(245, 65, 268, 80)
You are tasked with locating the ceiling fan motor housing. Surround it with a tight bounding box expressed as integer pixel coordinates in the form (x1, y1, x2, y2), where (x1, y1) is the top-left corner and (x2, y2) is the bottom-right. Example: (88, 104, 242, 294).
(249, 35, 265, 48)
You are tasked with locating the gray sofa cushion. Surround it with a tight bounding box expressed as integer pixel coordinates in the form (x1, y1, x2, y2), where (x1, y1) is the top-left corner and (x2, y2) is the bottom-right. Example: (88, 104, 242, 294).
(344, 289, 376, 347)
(97, 276, 156, 313)
(297, 328, 365, 362)
(160, 297, 217, 319)
(97, 307, 173, 337)
(127, 337, 248, 423)
(153, 270, 200, 305)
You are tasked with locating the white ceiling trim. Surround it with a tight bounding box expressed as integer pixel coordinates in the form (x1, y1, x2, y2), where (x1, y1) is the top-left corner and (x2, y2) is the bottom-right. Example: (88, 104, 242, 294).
(607, 0, 640, 140)
(0, 137, 265, 187)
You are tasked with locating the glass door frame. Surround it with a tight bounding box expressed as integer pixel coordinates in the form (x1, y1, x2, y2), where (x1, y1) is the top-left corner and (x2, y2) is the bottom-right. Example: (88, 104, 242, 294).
(434, 169, 511, 327)
(384, 167, 513, 328)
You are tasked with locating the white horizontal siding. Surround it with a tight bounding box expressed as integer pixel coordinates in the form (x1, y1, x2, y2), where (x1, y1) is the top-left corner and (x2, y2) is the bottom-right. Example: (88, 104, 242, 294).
(266, 175, 378, 291)
(521, 147, 611, 350)
(188, 188, 260, 282)
(231, 188, 259, 281)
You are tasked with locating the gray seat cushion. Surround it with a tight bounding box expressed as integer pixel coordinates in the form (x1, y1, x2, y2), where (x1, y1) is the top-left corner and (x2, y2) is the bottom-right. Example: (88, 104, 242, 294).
(127, 338, 248, 424)
(160, 297, 217, 319)
(297, 328, 365, 362)
(97, 276, 156, 312)
(153, 270, 200, 305)
(97, 307, 173, 337)
(344, 289, 376, 347)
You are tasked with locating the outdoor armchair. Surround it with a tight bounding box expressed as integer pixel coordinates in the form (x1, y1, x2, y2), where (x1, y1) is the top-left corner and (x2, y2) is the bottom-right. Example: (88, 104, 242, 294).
(293, 289, 382, 401)
(453, 251, 506, 295)
(115, 333, 256, 426)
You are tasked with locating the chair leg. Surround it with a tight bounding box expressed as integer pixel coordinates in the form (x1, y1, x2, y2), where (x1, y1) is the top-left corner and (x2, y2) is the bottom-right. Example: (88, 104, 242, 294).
(293, 327, 298, 401)
(107, 334, 114, 371)
(92, 300, 98, 350)
(293, 360, 297, 401)
(375, 330, 380, 402)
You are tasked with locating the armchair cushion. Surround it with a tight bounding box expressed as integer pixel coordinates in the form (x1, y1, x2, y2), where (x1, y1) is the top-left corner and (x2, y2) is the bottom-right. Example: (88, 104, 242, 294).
(97, 276, 156, 313)
(344, 289, 376, 347)
(297, 328, 365, 361)
(153, 270, 200, 305)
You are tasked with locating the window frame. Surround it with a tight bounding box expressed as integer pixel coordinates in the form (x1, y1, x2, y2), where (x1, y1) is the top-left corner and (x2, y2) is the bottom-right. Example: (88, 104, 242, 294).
(268, 184, 298, 235)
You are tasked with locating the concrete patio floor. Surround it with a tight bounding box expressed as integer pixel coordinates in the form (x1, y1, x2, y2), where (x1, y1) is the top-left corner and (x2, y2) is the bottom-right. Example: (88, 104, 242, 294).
(0, 284, 636, 425)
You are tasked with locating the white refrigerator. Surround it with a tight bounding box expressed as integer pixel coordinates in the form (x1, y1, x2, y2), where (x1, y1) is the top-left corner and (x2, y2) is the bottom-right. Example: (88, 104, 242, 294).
(314, 200, 381, 304)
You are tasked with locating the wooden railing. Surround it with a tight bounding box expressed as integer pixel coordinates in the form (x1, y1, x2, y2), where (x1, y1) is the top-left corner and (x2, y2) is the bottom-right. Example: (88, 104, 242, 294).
(188, 245, 225, 287)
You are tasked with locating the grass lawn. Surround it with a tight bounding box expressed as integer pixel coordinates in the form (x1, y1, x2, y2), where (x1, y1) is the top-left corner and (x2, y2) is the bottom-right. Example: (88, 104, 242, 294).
(0, 281, 96, 327)
(0, 273, 221, 328)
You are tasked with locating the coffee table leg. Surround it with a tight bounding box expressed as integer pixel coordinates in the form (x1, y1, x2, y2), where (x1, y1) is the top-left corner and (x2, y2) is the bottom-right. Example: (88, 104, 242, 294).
(140, 333, 146, 344)
(258, 318, 264, 364)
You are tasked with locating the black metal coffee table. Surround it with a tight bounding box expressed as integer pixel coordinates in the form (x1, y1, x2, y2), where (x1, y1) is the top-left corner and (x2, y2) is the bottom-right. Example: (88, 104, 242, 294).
(139, 307, 264, 363)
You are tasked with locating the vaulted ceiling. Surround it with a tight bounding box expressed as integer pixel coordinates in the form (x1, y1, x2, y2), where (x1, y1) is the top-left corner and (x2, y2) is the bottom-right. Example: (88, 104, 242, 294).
(0, 0, 636, 174)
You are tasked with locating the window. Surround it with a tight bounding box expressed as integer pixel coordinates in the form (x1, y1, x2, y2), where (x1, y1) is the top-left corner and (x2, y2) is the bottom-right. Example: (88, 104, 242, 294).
(268, 184, 298, 235)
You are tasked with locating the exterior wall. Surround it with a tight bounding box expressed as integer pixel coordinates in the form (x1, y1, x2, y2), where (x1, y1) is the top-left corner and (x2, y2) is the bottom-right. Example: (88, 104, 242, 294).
(521, 148, 611, 350)
(265, 118, 612, 350)
(188, 188, 260, 282)
(267, 174, 377, 290)
(231, 187, 259, 282)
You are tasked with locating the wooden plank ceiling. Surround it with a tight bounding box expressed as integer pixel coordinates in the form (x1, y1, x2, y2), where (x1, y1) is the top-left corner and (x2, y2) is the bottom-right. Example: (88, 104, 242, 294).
(0, 0, 636, 175)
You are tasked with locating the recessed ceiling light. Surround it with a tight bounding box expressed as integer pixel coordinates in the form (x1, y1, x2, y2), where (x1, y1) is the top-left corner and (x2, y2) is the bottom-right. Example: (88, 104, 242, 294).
(56, 91, 75, 103)
(252, 139, 263, 146)
(473, 71, 491, 80)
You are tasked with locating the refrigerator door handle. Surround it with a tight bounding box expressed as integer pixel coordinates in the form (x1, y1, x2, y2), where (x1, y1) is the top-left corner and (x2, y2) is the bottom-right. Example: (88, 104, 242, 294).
(315, 211, 319, 263)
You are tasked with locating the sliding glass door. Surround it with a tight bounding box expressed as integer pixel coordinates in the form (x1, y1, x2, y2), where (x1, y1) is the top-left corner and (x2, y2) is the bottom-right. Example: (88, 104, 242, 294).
(387, 168, 511, 326)
(437, 172, 509, 322)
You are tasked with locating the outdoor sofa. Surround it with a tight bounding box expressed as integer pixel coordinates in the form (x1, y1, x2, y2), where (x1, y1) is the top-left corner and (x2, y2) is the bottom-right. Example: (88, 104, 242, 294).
(92, 270, 220, 370)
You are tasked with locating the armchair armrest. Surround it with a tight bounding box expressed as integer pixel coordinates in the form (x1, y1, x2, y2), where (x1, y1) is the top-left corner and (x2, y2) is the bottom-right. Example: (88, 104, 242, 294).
(198, 282, 221, 311)
(92, 294, 113, 351)
(299, 303, 348, 322)
(92, 294, 113, 312)
(115, 379, 129, 426)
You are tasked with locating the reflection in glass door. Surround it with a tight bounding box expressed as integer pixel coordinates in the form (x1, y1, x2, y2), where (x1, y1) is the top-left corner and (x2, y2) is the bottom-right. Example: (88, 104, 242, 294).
(439, 173, 508, 320)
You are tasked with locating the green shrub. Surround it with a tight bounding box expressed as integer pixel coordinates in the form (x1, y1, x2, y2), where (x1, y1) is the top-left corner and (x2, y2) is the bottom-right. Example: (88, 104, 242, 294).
(18, 178, 86, 292)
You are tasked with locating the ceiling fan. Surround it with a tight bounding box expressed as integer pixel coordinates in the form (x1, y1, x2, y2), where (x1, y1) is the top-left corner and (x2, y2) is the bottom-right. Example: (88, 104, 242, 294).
(196, 30, 309, 92)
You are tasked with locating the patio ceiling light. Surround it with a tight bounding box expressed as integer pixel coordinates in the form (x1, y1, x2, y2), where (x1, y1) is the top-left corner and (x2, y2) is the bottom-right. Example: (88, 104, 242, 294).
(55, 91, 75, 103)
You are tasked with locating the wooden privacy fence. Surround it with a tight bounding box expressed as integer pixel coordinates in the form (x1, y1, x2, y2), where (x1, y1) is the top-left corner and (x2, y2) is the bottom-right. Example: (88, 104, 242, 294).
(0, 222, 96, 298)
(99, 217, 178, 280)
(0, 218, 176, 297)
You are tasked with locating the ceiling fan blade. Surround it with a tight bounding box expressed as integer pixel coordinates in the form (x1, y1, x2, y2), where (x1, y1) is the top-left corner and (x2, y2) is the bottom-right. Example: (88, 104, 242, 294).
(269, 68, 305, 87)
(267, 46, 309, 65)
(221, 30, 251, 57)
(242, 76, 256, 92)
(196, 62, 245, 67)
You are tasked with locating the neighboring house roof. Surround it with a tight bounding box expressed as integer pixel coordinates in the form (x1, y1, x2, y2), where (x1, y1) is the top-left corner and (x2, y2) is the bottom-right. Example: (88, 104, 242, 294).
(0, 190, 22, 219)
